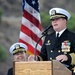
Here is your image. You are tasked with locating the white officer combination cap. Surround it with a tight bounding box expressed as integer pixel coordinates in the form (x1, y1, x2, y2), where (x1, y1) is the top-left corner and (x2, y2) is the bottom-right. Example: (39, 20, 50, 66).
(9, 42, 28, 55)
(49, 7, 71, 20)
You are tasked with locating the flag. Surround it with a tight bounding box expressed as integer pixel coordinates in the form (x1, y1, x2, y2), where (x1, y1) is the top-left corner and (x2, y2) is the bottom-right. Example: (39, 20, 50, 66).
(19, 0, 43, 55)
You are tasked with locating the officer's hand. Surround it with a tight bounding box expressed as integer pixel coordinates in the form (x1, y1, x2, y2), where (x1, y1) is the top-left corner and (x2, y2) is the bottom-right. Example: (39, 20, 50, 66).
(56, 55, 68, 62)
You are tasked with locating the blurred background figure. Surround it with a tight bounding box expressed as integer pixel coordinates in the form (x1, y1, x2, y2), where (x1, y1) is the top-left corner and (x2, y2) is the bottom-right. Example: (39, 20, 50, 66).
(7, 42, 28, 75)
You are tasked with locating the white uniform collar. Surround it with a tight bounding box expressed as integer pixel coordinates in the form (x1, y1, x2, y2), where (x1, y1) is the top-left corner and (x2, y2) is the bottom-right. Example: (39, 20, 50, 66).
(56, 28, 66, 37)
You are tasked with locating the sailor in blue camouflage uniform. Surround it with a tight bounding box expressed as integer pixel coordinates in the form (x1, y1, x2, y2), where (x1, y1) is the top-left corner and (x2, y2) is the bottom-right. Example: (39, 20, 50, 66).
(38, 8, 75, 73)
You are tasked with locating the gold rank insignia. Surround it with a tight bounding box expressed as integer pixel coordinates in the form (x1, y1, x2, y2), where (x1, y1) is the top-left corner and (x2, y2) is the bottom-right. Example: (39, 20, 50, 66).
(46, 40, 51, 45)
(61, 40, 71, 54)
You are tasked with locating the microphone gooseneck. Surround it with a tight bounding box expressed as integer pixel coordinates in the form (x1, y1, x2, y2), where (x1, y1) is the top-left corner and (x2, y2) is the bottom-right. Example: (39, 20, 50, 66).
(34, 35, 43, 61)
(42, 25, 52, 36)
(34, 25, 52, 61)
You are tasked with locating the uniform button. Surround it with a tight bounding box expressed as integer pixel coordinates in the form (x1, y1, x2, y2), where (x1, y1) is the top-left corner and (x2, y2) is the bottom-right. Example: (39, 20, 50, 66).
(58, 50, 61, 53)
(50, 57, 52, 60)
(51, 50, 53, 52)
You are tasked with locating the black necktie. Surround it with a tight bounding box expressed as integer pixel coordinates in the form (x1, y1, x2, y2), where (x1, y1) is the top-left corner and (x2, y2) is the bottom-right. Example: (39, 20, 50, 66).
(56, 33, 59, 41)
(57, 33, 59, 38)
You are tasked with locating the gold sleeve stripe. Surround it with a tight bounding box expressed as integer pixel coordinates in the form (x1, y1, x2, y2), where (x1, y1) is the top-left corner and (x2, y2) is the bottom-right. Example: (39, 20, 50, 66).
(70, 53, 75, 65)
(37, 56, 43, 61)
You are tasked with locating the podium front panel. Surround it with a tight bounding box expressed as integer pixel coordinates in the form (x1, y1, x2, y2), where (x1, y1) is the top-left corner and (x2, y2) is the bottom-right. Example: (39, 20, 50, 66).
(14, 61, 52, 75)
(14, 60, 72, 75)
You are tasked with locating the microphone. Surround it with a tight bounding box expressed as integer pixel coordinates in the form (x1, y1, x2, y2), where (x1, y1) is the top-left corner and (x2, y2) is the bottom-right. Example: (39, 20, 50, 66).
(42, 25, 53, 35)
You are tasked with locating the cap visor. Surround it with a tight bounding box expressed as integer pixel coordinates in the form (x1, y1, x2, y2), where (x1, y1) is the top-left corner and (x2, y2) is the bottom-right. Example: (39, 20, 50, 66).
(50, 15, 65, 20)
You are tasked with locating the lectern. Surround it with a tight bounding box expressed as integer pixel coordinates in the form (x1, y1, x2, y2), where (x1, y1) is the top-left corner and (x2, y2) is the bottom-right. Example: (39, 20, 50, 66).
(13, 60, 72, 75)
